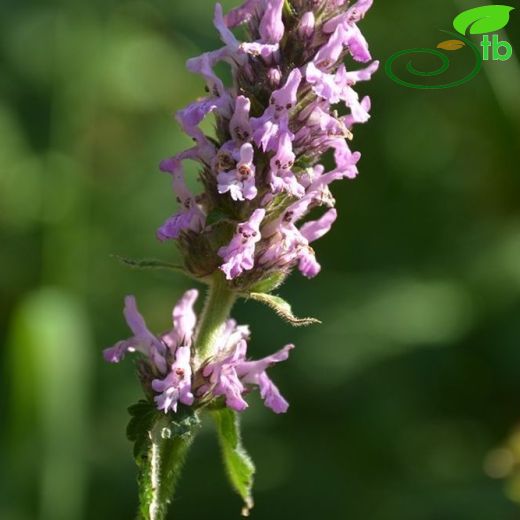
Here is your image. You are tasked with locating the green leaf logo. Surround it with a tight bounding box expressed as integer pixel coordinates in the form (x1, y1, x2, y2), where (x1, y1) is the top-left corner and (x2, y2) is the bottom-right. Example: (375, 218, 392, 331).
(453, 5, 515, 35)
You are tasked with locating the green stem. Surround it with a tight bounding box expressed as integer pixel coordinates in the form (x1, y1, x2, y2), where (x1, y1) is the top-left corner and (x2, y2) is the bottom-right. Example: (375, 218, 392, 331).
(283, 0, 295, 17)
(136, 276, 236, 520)
(195, 274, 237, 362)
(138, 415, 197, 520)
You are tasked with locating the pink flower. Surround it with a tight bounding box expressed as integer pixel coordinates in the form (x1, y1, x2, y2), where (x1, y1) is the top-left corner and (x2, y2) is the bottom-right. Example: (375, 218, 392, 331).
(230, 95, 253, 143)
(269, 131, 305, 197)
(251, 69, 303, 151)
(259, 197, 337, 278)
(217, 143, 258, 201)
(152, 346, 195, 413)
(298, 11, 316, 39)
(103, 296, 165, 367)
(224, 0, 260, 28)
(157, 158, 205, 240)
(219, 209, 265, 279)
(104, 290, 200, 411)
(259, 0, 285, 44)
(202, 322, 294, 414)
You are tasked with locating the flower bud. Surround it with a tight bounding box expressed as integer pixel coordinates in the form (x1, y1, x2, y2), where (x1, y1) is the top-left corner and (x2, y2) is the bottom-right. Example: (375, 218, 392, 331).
(267, 67, 282, 88)
(298, 11, 315, 39)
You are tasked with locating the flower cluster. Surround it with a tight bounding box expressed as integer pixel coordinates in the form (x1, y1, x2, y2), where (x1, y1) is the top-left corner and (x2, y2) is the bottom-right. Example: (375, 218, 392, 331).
(158, 0, 378, 289)
(106, 0, 376, 417)
(104, 290, 293, 414)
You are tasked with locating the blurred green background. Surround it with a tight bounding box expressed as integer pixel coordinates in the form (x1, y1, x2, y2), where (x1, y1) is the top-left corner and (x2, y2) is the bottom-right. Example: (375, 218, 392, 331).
(1, 0, 520, 518)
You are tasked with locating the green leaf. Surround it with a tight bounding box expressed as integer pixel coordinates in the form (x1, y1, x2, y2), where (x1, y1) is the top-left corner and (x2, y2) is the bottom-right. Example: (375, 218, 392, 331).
(127, 400, 159, 459)
(127, 402, 201, 520)
(113, 255, 186, 273)
(453, 5, 514, 35)
(247, 292, 321, 327)
(213, 409, 255, 517)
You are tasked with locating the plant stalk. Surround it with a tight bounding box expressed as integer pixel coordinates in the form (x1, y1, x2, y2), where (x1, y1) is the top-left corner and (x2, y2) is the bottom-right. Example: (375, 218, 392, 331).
(138, 415, 197, 520)
(137, 275, 236, 519)
(195, 274, 237, 362)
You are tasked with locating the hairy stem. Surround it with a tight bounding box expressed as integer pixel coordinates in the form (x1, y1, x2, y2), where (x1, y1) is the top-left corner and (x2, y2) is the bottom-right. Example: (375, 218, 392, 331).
(137, 414, 199, 520)
(195, 274, 237, 362)
(136, 276, 235, 519)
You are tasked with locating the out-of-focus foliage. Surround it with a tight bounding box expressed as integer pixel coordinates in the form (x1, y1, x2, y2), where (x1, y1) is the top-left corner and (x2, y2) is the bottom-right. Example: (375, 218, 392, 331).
(0, 0, 519, 518)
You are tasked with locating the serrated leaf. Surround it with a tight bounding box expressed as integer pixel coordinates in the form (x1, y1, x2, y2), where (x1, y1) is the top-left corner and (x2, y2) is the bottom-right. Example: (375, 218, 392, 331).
(127, 400, 158, 459)
(437, 39, 465, 51)
(114, 255, 186, 274)
(213, 409, 255, 517)
(247, 292, 321, 327)
(453, 5, 514, 35)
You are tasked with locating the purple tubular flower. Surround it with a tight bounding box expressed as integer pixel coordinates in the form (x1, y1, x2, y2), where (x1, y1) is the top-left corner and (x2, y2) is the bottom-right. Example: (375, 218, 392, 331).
(157, 209, 201, 242)
(202, 323, 294, 413)
(103, 290, 198, 386)
(345, 23, 372, 63)
(224, 0, 260, 28)
(157, 158, 205, 241)
(203, 339, 249, 411)
(269, 131, 305, 197)
(344, 96, 371, 129)
(152, 346, 194, 413)
(295, 209, 337, 278)
(324, 0, 374, 33)
(251, 69, 302, 151)
(103, 296, 164, 365)
(298, 11, 316, 39)
(329, 138, 362, 179)
(347, 0, 374, 22)
(314, 23, 349, 68)
(103, 289, 200, 398)
(219, 209, 265, 279)
(187, 50, 227, 98)
(163, 289, 199, 348)
(267, 67, 282, 87)
(156, 0, 376, 283)
(305, 61, 378, 120)
(258, 195, 338, 278)
(300, 208, 338, 243)
(306, 62, 342, 103)
(236, 344, 294, 413)
(106, 289, 296, 415)
(345, 59, 380, 84)
(270, 68, 302, 112)
(176, 98, 220, 141)
(215, 3, 280, 61)
(217, 143, 258, 201)
(315, 21, 372, 68)
(230, 95, 253, 143)
(259, 0, 285, 44)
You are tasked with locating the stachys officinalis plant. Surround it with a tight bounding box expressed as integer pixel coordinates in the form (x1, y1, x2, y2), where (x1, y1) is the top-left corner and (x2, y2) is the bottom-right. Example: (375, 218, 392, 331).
(104, 0, 378, 518)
